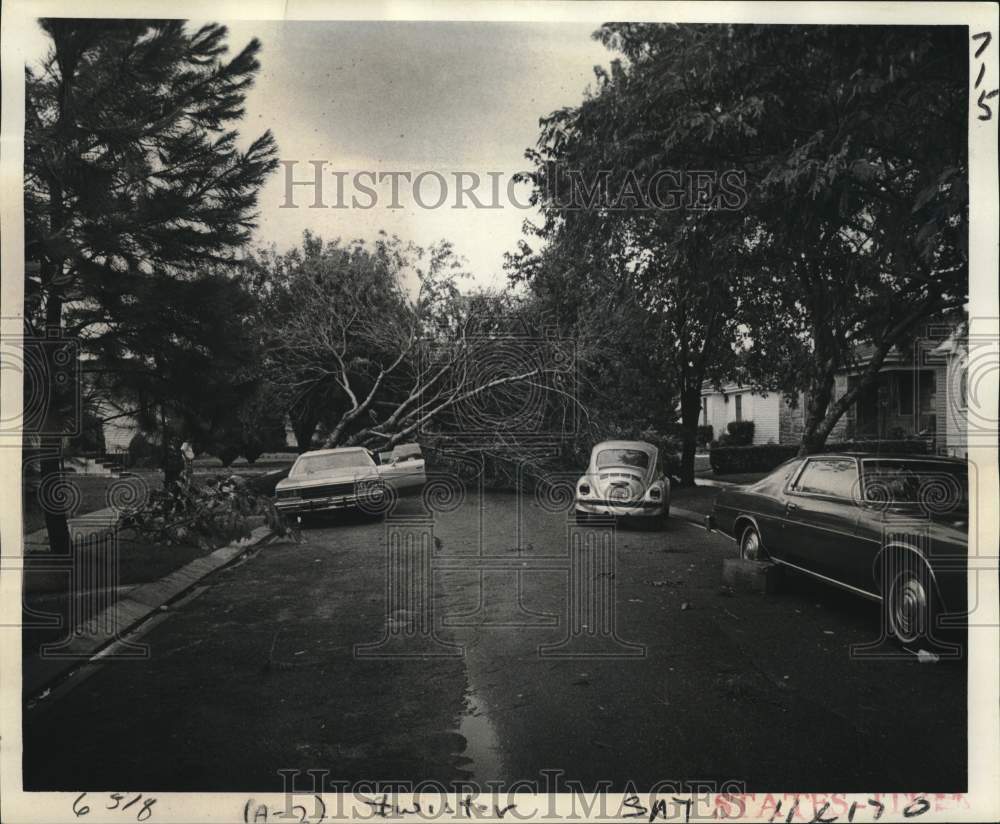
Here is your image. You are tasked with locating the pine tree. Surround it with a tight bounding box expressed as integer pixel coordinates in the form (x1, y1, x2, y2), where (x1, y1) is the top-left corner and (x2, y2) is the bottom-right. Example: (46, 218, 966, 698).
(25, 19, 278, 552)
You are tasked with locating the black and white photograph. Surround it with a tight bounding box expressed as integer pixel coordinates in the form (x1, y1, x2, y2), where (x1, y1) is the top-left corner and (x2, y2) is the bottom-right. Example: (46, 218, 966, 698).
(1, 2, 998, 822)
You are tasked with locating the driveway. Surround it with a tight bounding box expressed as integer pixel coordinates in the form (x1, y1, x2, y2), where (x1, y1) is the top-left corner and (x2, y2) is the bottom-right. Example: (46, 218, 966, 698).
(22, 490, 965, 792)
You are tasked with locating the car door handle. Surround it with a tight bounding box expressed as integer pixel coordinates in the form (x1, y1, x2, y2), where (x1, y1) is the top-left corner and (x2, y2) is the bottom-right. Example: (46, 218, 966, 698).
(786, 503, 798, 512)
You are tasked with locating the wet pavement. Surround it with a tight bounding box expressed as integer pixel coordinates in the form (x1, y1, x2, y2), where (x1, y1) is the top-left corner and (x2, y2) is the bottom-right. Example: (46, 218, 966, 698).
(22, 491, 966, 792)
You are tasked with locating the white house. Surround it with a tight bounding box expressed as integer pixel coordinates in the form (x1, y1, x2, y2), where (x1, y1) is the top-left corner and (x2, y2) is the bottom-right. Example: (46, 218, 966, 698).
(699, 382, 782, 445)
(699, 326, 969, 455)
(931, 329, 969, 459)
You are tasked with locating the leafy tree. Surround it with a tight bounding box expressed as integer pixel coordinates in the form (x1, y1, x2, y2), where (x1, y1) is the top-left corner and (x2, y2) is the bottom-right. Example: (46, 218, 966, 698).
(259, 233, 572, 452)
(512, 50, 748, 483)
(24, 19, 278, 551)
(588, 23, 968, 454)
(75, 268, 263, 464)
(515, 22, 967, 474)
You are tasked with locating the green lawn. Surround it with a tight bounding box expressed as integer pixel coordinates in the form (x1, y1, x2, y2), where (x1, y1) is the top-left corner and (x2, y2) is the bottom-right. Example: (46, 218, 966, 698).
(23, 464, 292, 535)
(22, 527, 226, 654)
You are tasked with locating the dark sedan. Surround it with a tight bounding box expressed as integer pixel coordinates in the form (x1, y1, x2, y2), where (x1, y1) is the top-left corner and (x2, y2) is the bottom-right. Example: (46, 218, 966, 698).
(710, 453, 967, 645)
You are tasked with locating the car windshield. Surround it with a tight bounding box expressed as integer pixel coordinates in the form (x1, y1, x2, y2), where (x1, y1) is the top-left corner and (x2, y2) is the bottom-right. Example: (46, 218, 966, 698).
(861, 460, 968, 509)
(596, 448, 650, 470)
(290, 452, 373, 478)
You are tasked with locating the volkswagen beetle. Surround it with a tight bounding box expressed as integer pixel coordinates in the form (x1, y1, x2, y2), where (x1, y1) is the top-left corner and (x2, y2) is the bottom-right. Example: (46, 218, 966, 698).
(574, 440, 670, 527)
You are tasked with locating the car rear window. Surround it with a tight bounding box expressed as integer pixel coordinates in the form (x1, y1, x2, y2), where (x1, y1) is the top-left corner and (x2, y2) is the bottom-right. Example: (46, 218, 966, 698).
(861, 460, 968, 509)
(596, 448, 651, 470)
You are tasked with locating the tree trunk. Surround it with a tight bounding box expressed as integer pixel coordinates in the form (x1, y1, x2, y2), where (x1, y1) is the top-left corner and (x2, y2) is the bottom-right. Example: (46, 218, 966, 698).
(40, 449, 71, 555)
(677, 385, 702, 486)
(291, 413, 318, 453)
(40, 288, 72, 554)
(797, 325, 915, 455)
(798, 373, 836, 456)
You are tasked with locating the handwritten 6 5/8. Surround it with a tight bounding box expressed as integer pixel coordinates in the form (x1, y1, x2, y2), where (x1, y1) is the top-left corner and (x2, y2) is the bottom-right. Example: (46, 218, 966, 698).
(72, 792, 156, 822)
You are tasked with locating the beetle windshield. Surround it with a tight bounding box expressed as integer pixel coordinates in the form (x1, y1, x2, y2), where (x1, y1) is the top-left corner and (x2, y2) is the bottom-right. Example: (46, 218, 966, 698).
(861, 460, 968, 510)
(596, 448, 651, 470)
(290, 452, 373, 477)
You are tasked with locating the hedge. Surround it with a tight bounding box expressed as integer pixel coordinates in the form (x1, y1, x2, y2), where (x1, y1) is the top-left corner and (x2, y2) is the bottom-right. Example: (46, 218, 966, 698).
(709, 444, 798, 474)
(721, 420, 755, 446)
(709, 439, 929, 475)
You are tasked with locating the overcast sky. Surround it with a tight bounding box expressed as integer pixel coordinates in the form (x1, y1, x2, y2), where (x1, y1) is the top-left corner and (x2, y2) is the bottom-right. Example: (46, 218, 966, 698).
(27, 20, 612, 290)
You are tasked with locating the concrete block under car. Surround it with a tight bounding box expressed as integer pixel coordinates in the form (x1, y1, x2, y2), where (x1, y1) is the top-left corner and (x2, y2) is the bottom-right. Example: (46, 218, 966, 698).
(722, 558, 782, 595)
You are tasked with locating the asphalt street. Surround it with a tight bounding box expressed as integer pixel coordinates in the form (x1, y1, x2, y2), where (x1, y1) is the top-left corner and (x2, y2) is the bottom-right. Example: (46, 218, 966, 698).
(23, 491, 966, 792)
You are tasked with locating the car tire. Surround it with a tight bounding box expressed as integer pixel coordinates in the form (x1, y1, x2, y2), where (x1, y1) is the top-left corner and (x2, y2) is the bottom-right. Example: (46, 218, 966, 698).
(738, 523, 766, 561)
(885, 559, 937, 646)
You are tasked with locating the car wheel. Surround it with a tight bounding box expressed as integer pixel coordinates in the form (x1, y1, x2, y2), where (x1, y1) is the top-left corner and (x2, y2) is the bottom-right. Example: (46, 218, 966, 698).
(886, 562, 935, 646)
(738, 523, 765, 561)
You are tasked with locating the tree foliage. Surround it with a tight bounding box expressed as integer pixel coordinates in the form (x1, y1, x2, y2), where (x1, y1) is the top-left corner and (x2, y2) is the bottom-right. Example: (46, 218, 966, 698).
(514, 22, 968, 471)
(254, 232, 575, 454)
(24, 19, 278, 551)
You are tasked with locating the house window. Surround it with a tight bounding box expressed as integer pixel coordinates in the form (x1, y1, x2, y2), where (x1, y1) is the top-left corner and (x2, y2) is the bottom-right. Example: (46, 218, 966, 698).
(959, 365, 968, 409)
(701, 396, 708, 424)
(734, 394, 743, 421)
(895, 373, 915, 415)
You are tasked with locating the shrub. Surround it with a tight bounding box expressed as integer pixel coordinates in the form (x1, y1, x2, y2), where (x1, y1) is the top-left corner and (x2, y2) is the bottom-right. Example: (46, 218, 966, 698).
(724, 420, 755, 446)
(64, 410, 106, 456)
(127, 433, 160, 468)
(710, 444, 798, 474)
(216, 444, 241, 467)
(832, 438, 928, 455)
(242, 443, 264, 464)
(696, 425, 714, 447)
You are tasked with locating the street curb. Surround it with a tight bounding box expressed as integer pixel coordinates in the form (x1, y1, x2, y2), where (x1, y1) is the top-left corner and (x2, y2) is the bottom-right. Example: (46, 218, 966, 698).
(24, 524, 275, 700)
(671, 506, 713, 529)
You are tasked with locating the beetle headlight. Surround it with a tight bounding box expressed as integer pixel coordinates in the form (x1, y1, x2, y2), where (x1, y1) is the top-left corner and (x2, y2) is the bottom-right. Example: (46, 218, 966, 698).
(648, 487, 661, 500)
(578, 482, 591, 496)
